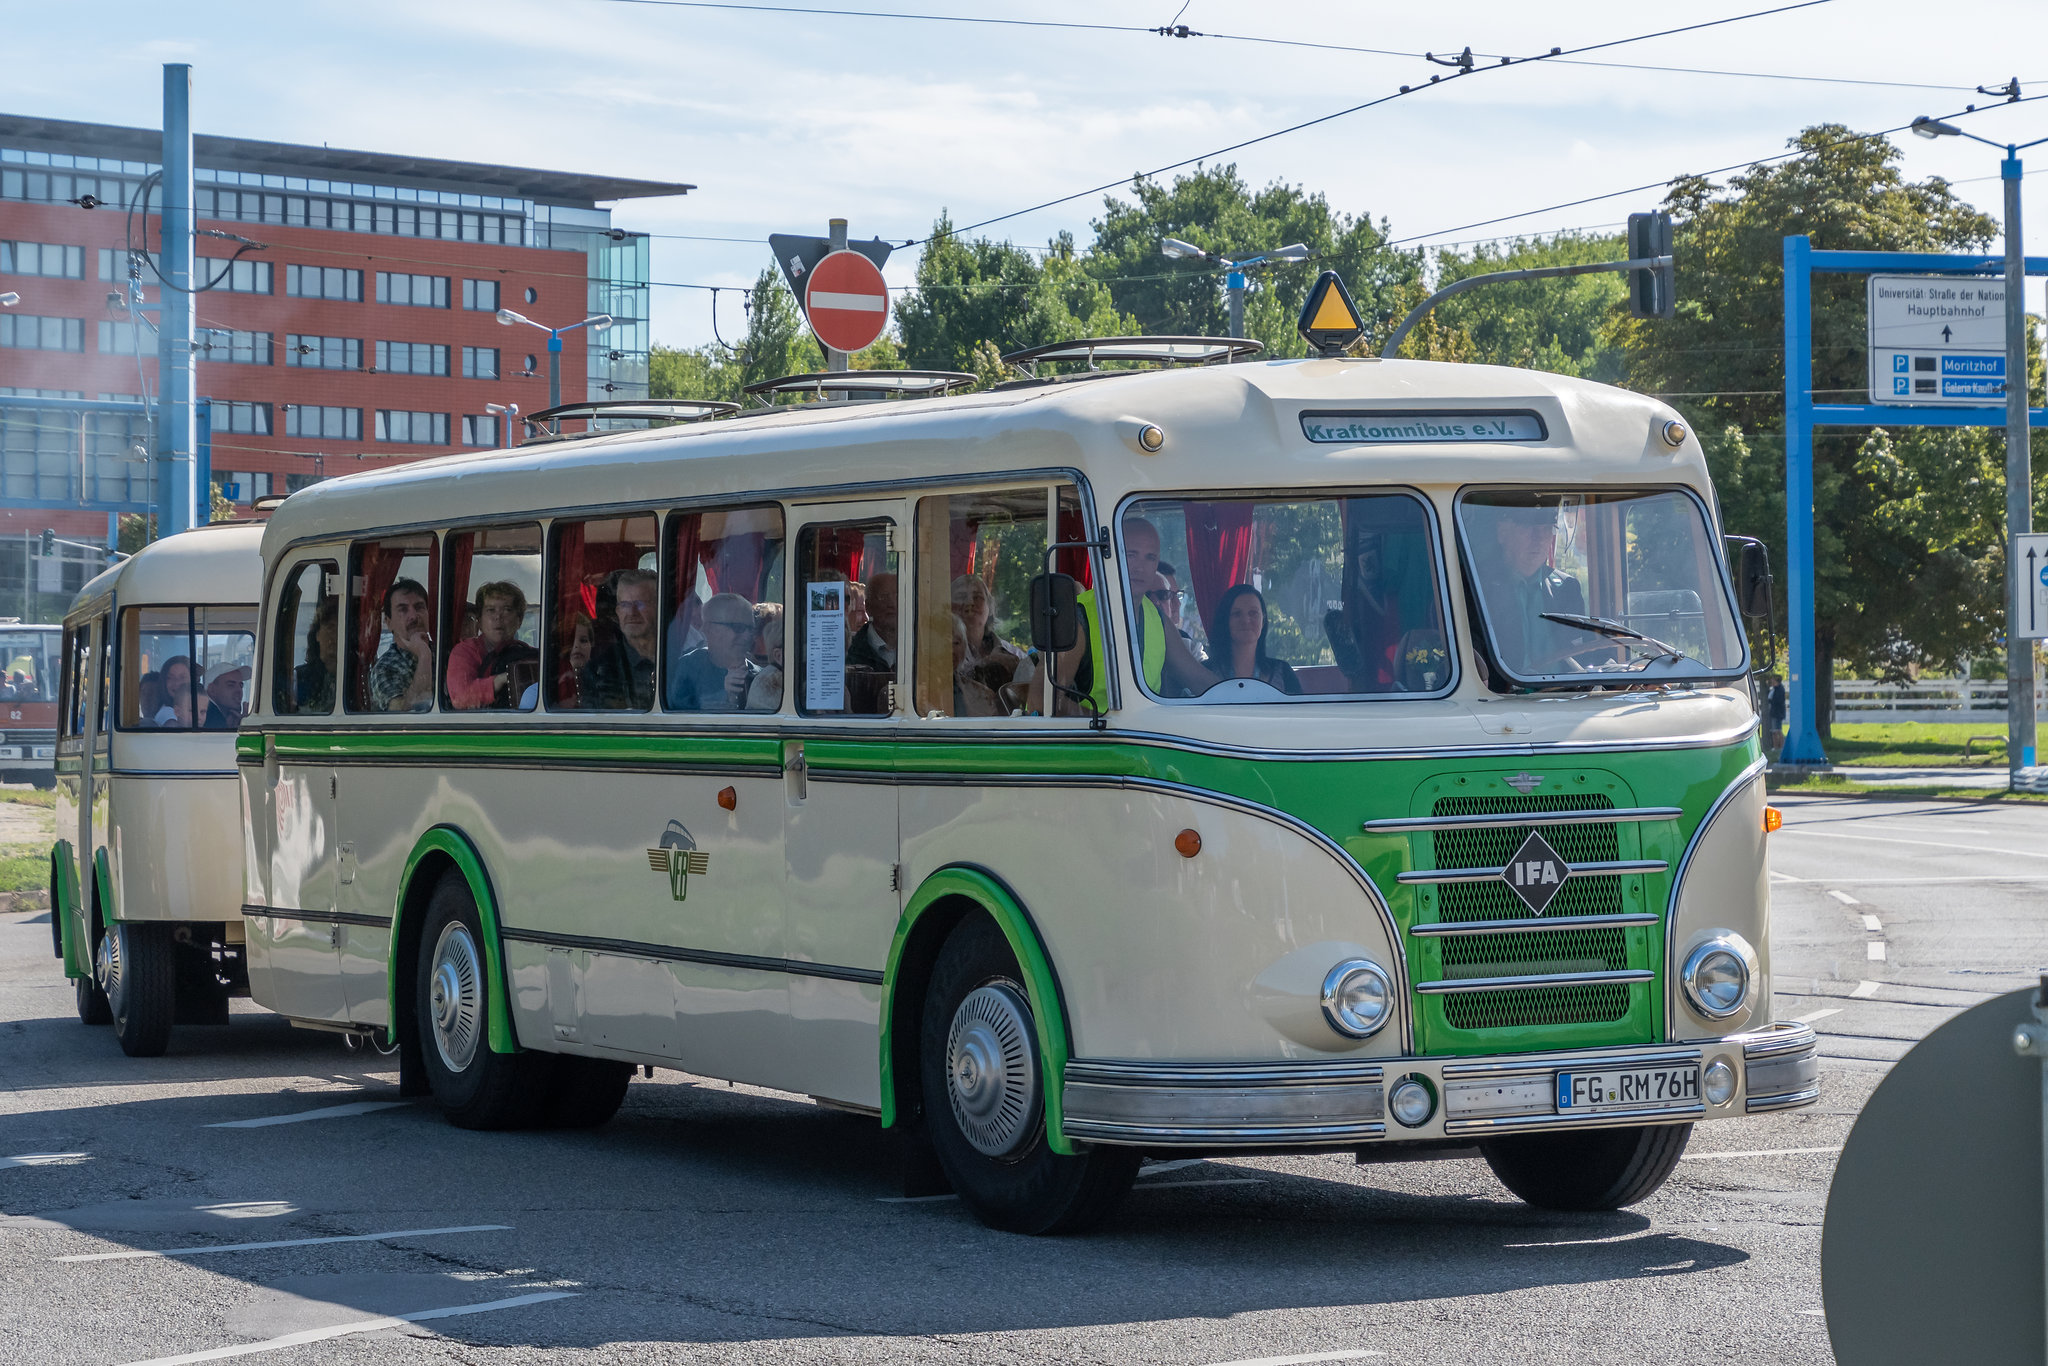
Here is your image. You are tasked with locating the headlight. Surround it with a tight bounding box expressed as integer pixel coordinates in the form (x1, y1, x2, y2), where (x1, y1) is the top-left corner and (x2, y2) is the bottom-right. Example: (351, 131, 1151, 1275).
(1703, 1057, 1736, 1106)
(1389, 1075, 1436, 1128)
(1321, 959, 1393, 1039)
(1682, 933, 1758, 1020)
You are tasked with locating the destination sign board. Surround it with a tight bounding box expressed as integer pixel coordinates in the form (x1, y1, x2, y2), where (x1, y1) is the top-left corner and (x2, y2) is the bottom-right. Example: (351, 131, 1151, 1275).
(1300, 410, 1547, 444)
(1867, 273, 2007, 406)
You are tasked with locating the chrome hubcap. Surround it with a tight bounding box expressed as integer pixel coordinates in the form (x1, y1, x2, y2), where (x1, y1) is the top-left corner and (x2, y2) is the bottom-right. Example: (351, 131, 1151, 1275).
(946, 982, 1038, 1158)
(95, 927, 124, 1015)
(427, 922, 482, 1073)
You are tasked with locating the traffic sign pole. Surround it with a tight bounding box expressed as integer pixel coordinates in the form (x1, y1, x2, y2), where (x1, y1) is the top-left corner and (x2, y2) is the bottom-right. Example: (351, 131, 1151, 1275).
(2003, 151, 2037, 775)
(825, 218, 850, 372)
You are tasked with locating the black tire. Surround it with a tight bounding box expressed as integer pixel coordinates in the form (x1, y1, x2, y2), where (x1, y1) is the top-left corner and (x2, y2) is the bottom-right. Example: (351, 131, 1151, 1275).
(102, 921, 176, 1057)
(542, 1057, 634, 1129)
(74, 971, 111, 1026)
(1480, 1122, 1693, 1211)
(414, 870, 553, 1130)
(919, 916, 1138, 1235)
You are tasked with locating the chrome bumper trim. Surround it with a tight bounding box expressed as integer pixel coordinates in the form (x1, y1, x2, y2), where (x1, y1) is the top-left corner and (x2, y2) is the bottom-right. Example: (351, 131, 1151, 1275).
(1745, 1084, 1821, 1114)
(1363, 806, 1683, 834)
(1062, 1059, 1385, 1148)
(1739, 1019, 1820, 1059)
(1409, 912, 1661, 937)
(1741, 1021, 1820, 1113)
(1398, 859, 1668, 886)
(1415, 968, 1655, 994)
(1445, 1101, 1705, 1137)
(1441, 1044, 1702, 1080)
(1064, 1119, 1387, 1147)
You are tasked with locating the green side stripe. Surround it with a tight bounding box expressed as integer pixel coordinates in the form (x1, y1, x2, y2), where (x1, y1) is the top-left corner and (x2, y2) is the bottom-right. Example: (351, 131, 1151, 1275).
(51, 840, 87, 980)
(266, 729, 782, 768)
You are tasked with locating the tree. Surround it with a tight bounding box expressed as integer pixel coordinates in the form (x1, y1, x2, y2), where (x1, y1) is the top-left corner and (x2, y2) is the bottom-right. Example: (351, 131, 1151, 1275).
(1411, 232, 1630, 379)
(1612, 124, 2013, 726)
(894, 217, 1131, 373)
(649, 269, 902, 404)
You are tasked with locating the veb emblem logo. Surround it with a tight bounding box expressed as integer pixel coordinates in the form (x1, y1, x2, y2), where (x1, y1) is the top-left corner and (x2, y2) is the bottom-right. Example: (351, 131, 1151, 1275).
(1501, 829, 1568, 915)
(646, 819, 709, 901)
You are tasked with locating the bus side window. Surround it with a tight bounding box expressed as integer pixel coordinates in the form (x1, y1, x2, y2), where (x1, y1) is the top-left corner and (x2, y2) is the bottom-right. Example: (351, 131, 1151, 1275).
(441, 524, 541, 712)
(94, 615, 111, 735)
(913, 489, 1053, 719)
(59, 625, 82, 738)
(662, 505, 785, 714)
(794, 519, 893, 718)
(547, 513, 658, 712)
(346, 534, 438, 714)
(274, 560, 340, 716)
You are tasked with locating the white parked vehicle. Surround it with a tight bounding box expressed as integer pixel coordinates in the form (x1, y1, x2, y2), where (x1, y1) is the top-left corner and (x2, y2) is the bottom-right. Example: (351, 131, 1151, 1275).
(238, 337, 1813, 1233)
(53, 522, 262, 1055)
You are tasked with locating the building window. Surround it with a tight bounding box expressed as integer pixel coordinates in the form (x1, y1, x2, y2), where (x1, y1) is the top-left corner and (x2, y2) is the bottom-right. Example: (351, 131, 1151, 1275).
(462, 279, 500, 312)
(286, 265, 362, 301)
(375, 341, 449, 376)
(1, 241, 84, 279)
(97, 248, 137, 282)
(199, 330, 272, 365)
(201, 257, 273, 294)
(0, 315, 84, 352)
(461, 346, 499, 380)
(219, 471, 276, 503)
(523, 354, 537, 375)
(285, 405, 362, 440)
(375, 272, 449, 308)
(209, 400, 272, 435)
(284, 335, 361, 370)
(97, 321, 147, 355)
(375, 410, 449, 445)
(461, 414, 499, 447)
(524, 287, 538, 304)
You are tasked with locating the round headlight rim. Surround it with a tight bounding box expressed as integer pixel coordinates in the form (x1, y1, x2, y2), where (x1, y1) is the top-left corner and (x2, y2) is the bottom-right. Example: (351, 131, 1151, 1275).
(1389, 1072, 1437, 1128)
(1320, 958, 1394, 1040)
(1682, 932, 1759, 1021)
(1703, 1057, 1737, 1107)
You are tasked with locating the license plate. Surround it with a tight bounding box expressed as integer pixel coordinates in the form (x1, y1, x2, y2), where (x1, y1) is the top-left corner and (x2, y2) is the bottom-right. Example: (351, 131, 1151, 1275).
(31, 747, 51, 759)
(0, 747, 20, 760)
(1556, 1064, 1700, 1113)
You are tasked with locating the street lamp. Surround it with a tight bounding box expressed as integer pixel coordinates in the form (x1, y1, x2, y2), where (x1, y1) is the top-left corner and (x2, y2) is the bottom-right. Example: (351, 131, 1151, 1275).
(495, 308, 613, 409)
(1910, 112, 2048, 780)
(484, 401, 519, 451)
(1158, 240, 1310, 339)
(0, 293, 19, 307)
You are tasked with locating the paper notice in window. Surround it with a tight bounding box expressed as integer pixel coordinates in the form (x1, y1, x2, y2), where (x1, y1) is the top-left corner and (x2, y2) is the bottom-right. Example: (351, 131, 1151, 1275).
(805, 581, 846, 711)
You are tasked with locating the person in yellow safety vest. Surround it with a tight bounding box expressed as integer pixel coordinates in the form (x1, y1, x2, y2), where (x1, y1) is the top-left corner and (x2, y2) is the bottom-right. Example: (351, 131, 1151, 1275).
(1055, 516, 1217, 714)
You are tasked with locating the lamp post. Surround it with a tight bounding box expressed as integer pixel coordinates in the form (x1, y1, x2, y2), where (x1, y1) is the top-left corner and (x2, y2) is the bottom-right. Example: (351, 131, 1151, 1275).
(1912, 114, 2047, 779)
(495, 309, 613, 410)
(484, 401, 519, 451)
(0, 292, 18, 307)
(1159, 240, 1310, 340)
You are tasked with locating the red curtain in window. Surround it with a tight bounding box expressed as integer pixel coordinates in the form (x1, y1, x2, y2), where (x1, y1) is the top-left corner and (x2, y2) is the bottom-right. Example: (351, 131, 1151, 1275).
(446, 534, 475, 620)
(1181, 501, 1254, 629)
(1055, 508, 1093, 589)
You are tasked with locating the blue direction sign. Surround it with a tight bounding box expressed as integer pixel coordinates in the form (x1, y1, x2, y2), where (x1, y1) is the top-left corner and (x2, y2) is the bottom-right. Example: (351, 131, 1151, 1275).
(1868, 273, 2007, 406)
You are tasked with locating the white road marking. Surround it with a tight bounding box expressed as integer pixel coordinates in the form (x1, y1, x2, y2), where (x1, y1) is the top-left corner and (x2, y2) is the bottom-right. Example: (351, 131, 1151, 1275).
(1140, 1158, 1208, 1177)
(1683, 1145, 1842, 1161)
(1862, 914, 1883, 932)
(1867, 941, 1887, 962)
(1827, 889, 1861, 906)
(1790, 1008, 1842, 1024)
(1852, 980, 1880, 998)
(196, 1203, 296, 1220)
(1201, 1352, 1382, 1366)
(1772, 875, 2048, 885)
(205, 1101, 408, 1129)
(1133, 1178, 1266, 1191)
(1768, 871, 1801, 883)
(56, 1224, 512, 1263)
(115, 1290, 576, 1366)
(1, 1152, 88, 1168)
(1778, 827, 2048, 861)
(876, 1193, 958, 1203)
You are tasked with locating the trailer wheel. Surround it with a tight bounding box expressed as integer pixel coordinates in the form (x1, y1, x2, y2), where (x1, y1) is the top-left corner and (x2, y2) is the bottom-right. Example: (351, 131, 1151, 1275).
(1480, 1122, 1692, 1211)
(100, 921, 176, 1057)
(414, 870, 551, 1130)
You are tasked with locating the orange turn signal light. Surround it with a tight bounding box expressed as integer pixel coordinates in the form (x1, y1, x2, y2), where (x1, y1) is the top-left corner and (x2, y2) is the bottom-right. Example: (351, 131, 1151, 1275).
(717, 786, 737, 811)
(1174, 828, 1202, 859)
(1763, 806, 1783, 834)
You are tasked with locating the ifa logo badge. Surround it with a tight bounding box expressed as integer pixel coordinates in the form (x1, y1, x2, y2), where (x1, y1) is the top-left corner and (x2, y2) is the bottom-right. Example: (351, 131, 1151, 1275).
(1502, 829, 1568, 915)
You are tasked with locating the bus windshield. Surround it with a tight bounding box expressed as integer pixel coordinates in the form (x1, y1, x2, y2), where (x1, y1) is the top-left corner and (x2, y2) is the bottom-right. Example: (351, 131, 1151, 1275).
(119, 606, 258, 729)
(0, 631, 53, 702)
(1120, 492, 1452, 702)
(1456, 488, 1747, 688)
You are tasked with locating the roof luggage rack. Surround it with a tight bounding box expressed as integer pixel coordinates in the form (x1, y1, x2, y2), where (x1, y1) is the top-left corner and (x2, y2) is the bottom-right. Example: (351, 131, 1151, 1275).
(1000, 335, 1262, 377)
(524, 399, 738, 440)
(741, 369, 976, 407)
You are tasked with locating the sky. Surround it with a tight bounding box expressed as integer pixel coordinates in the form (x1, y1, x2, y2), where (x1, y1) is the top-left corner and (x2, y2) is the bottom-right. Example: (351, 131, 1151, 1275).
(8, 0, 2047, 349)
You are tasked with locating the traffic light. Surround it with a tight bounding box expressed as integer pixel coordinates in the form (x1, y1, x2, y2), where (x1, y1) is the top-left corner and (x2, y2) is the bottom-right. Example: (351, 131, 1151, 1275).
(1627, 211, 1675, 320)
(38, 529, 55, 557)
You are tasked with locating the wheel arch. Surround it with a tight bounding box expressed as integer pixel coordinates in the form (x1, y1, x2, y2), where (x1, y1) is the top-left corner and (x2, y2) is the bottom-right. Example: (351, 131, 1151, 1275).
(389, 826, 519, 1055)
(882, 863, 1077, 1156)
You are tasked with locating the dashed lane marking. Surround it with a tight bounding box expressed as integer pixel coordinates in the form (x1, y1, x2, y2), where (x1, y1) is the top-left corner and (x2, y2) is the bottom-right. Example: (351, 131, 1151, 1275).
(1791, 1008, 1843, 1024)
(1133, 1178, 1266, 1191)
(1201, 1353, 1382, 1366)
(116, 1290, 576, 1366)
(205, 1101, 409, 1129)
(1867, 941, 1888, 962)
(1683, 1146, 1842, 1161)
(56, 1224, 512, 1263)
(1778, 828, 2048, 862)
(1828, 889, 1861, 906)
(1852, 980, 1881, 998)
(1861, 914, 1883, 932)
(1, 1152, 88, 1168)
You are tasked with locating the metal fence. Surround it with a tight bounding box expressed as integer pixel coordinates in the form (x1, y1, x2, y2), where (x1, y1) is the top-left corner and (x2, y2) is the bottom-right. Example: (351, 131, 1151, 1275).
(1832, 678, 2045, 720)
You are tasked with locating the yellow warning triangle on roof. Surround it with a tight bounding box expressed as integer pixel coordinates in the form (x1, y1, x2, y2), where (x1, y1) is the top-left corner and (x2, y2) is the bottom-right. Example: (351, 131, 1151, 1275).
(1298, 270, 1365, 356)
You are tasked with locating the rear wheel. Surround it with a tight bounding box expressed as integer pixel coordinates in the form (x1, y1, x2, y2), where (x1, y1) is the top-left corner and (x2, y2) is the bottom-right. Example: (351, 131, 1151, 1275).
(100, 921, 175, 1057)
(543, 1058, 634, 1128)
(1480, 1122, 1692, 1211)
(414, 871, 552, 1130)
(919, 916, 1137, 1235)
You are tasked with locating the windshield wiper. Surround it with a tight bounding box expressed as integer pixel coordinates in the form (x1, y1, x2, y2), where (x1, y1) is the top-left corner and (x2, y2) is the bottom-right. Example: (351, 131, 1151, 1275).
(1540, 611, 1687, 666)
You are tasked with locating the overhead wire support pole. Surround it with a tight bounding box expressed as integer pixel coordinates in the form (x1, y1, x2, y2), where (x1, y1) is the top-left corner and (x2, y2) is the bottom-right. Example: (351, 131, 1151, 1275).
(2002, 147, 2037, 776)
(1379, 256, 1671, 358)
(157, 63, 197, 538)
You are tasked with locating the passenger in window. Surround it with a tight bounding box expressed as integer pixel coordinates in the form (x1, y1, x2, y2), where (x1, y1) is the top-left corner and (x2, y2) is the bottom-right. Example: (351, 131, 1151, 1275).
(1208, 584, 1302, 694)
(555, 613, 595, 708)
(137, 670, 165, 727)
(203, 663, 250, 727)
(582, 568, 659, 710)
(846, 572, 897, 671)
(1057, 516, 1214, 711)
(153, 655, 199, 728)
(951, 574, 1028, 702)
(952, 617, 1001, 717)
(745, 603, 784, 711)
(447, 581, 540, 710)
(669, 592, 756, 712)
(368, 578, 434, 712)
(296, 599, 338, 712)
(843, 578, 869, 637)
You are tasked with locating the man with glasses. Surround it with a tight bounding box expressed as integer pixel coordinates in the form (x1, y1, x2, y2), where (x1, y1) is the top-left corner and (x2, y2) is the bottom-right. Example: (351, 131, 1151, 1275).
(668, 591, 757, 712)
(581, 568, 661, 710)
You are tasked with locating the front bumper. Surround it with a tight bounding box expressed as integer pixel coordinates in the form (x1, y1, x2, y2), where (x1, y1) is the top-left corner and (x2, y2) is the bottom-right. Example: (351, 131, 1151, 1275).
(1060, 1021, 1819, 1149)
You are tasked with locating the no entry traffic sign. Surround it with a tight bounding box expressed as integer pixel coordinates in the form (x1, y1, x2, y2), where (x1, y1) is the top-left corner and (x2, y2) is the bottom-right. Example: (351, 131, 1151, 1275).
(804, 249, 890, 354)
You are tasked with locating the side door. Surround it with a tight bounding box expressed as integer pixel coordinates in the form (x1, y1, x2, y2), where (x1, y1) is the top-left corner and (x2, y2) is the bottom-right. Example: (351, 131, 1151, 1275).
(84, 611, 111, 933)
(782, 501, 904, 1104)
(53, 617, 92, 973)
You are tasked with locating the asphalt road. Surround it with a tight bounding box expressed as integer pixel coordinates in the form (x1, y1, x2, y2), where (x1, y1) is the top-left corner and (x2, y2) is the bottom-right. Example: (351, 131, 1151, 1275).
(0, 792, 2040, 1366)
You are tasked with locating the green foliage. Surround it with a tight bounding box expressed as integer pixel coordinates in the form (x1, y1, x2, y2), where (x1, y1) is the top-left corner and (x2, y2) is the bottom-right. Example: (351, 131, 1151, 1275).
(895, 220, 1132, 373)
(208, 482, 237, 524)
(649, 269, 897, 404)
(1420, 232, 1630, 379)
(117, 513, 154, 555)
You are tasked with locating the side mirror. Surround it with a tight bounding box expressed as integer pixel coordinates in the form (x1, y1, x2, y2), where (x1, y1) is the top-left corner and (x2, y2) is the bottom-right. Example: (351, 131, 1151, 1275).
(1029, 572, 1081, 654)
(1729, 536, 1773, 619)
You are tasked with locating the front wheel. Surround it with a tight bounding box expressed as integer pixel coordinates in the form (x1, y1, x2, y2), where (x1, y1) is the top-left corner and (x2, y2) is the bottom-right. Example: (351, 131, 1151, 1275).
(414, 871, 552, 1130)
(1480, 1122, 1692, 1211)
(919, 916, 1137, 1235)
(99, 921, 175, 1057)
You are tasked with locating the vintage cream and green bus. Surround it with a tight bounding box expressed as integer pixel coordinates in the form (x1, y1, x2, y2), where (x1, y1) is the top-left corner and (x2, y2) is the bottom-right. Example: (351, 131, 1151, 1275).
(53, 522, 263, 1055)
(237, 349, 1815, 1233)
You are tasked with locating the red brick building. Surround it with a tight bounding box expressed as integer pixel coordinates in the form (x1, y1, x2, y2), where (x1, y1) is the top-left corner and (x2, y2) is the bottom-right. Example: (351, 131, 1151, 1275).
(0, 112, 689, 616)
